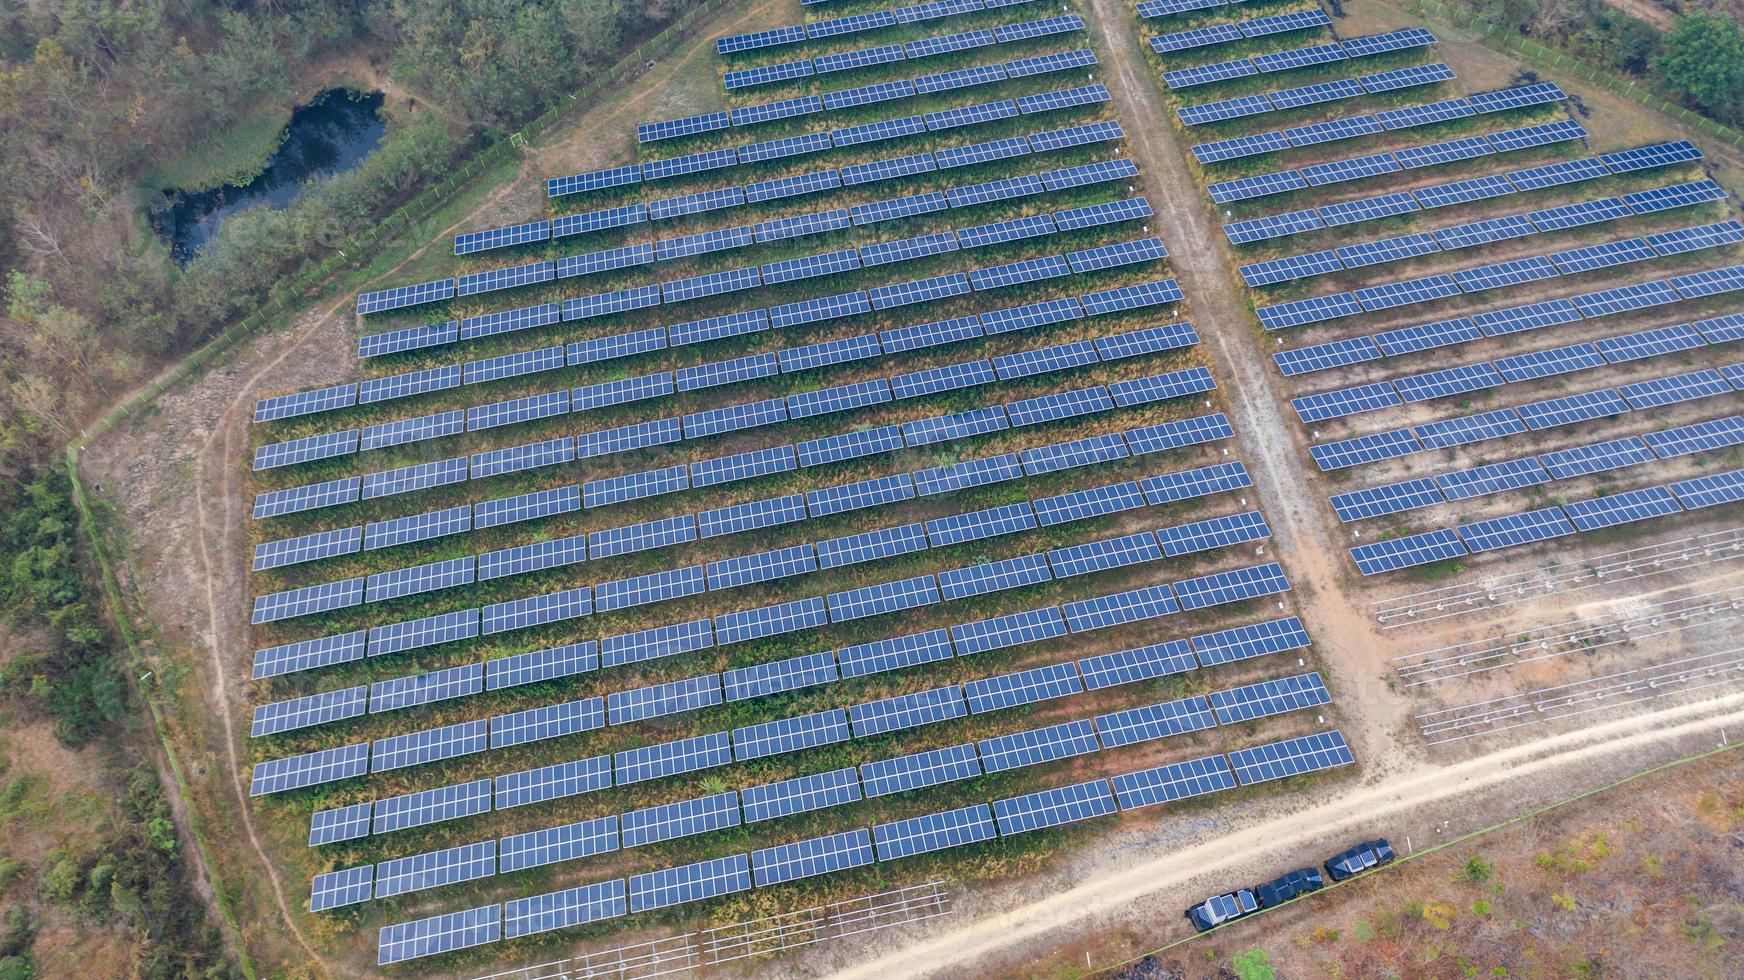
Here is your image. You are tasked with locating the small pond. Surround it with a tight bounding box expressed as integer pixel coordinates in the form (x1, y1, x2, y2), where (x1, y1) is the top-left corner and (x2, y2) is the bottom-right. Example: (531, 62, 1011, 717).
(154, 89, 386, 263)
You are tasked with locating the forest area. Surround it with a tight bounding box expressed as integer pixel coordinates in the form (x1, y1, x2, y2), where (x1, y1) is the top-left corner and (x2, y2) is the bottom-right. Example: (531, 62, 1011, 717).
(0, 2, 689, 976)
(1457, 0, 1744, 124)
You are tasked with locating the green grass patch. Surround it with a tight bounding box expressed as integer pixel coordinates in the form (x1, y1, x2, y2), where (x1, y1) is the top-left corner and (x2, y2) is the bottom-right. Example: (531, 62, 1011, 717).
(141, 104, 293, 194)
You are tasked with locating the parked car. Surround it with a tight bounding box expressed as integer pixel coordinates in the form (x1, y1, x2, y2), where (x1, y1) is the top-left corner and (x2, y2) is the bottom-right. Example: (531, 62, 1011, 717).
(1185, 889, 1259, 932)
(1255, 867, 1325, 908)
(1325, 839, 1396, 881)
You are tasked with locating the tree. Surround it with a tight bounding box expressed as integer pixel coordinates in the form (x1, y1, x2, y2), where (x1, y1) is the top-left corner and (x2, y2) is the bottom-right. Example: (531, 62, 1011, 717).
(1655, 12, 1744, 124)
(1233, 948, 1277, 980)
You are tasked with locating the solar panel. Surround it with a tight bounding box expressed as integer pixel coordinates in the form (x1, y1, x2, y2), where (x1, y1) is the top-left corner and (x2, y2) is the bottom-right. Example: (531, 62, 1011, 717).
(378, 905, 500, 966)
(1350, 530, 1468, 574)
(795, 425, 906, 468)
(1454, 506, 1577, 554)
(502, 879, 625, 940)
(1517, 389, 1628, 430)
(356, 279, 455, 316)
(365, 610, 483, 660)
(752, 209, 852, 245)
(372, 778, 492, 835)
(251, 686, 367, 738)
(1563, 485, 1682, 531)
(1273, 336, 1381, 377)
(481, 585, 593, 636)
(1164, 58, 1258, 91)
(627, 854, 751, 915)
(993, 779, 1118, 836)
(718, 24, 807, 54)
(742, 767, 862, 823)
(1252, 42, 1347, 73)
(723, 58, 814, 91)
(252, 429, 358, 471)
(1228, 730, 1354, 785)
(1301, 151, 1402, 188)
(1016, 83, 1110, 115)
(808, 472, 915, 517)
(1671, 263, 1744, 299)
(1271, 77, 1367, 110)
(912, 451, 1026, 496)
(599, 618, 713, 668)
(1643, 416, 1744, 459)
(1356, 274, 1462, 312)
(1437, 456, 1552, 501)
(588, 513, 697, 559)
(1417, 408, 1528, 448)
(364, 551, 476, 604)
(1393, 362, 1505, 403)
(1005, 47, 1099, 79)
(815, 44, 906, 75)
(1153, 23, 1243, 53)
(495, 755, 612, 809)
(550, 203, 649, 240)
(1494, 342, 1606, 383)
(752, 829, 876, 888)
(1309, 428, 1422, 471)
(715, 596, 830, 645)
(595, 565, 707, 613)
(1139, 0, 1225, 13)
(823, 79, 918, 112)
(1224, 208, 1324, 246)
(838, 628, 955, 680)
(250, 577, 364, 625)
(1192, 130, 1289, 165)
(707, 544, 816, 592)
(486, 641, 599, 691)
(1042, 158, 1138, 192)
(734, 709, 852, 762)
(370, 719, 489, 774)
(1255, 292, 1362, 331)
(1671, 468, 1744, 509)
(1475, 298, 1586, 338)
(722, 650, 837, 703)
(1396, 133, 1493, 169)
(547, 163, 641, 198)
(1141, 461, 1253, 506)
(309, 802, 373, 847)
(621, 792, 740, 849)
(614, 731, 733, 786)
(1093, 694, 1216, 749)
(874, 803, 997, 861)
(467, 389, 569, 431)
(1329, 477, 1443, 522)
(1111, 754, 1235, 810)
(849, 685, 966, 739)
(1207, 170, 1309, 205)
(1602, 140, 1703, 172)
(1284, 116, 1382, 148)
(1538, 435, 1654, 480)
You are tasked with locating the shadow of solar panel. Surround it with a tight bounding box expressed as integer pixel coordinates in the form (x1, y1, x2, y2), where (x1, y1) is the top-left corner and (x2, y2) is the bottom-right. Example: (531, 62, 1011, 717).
(627, 854, 750, 914)
(502, 878, 625, 940)
(377, 905, 499, 965)
(495, 755, 612, 809)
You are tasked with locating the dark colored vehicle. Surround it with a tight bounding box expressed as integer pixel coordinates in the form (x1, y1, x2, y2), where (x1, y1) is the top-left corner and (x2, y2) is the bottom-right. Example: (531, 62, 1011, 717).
(1325, 839, 1396, 881)
(1255, 867, 1325, 908)
(1185, 889, 1259, 932)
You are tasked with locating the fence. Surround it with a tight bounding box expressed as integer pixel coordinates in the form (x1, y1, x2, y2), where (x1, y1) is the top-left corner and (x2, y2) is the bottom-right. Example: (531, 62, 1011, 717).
(1406, 0, 1744, 149)
(79, 0, 731, 446)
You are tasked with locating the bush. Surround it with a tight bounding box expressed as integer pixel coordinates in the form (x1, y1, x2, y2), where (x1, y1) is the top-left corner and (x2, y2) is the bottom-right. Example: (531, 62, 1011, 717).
(1655, 13, 1744, 125)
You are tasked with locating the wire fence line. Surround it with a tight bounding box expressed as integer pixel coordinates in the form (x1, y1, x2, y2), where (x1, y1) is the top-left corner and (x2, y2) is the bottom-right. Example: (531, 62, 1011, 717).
(1406, 0, 1744, 149)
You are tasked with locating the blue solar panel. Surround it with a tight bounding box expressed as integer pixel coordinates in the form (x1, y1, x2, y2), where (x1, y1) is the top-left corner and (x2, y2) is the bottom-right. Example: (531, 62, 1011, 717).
(1274, 337, 1381, 376)
(614, 731, 733, 786)
(1494, 343, 1606, 383)
(1416, 409, 1527, 448)
(502, 878, 625, 940)
(1564, 486, 1682, 531)
(595, 565, 706, 613)
(371, 720, 488, 774)
(1256, 292, 1363, 331)
(873, 803, 996, 861)
(1164, 58, 1257, 91)
(1671, 468, 1744, 509)
(309, 803, 372, 847)
(752, 209, 853, 245)
(599, 618, 712, 668)
(1284, 115, 1382, 148)
(742, 767, 861, 823)
(1458, 507, 1578, 553)
(252, 630, 366, 680)
(716, 596, 830, 645)
(1517, 389, 1628, 430)
(1330, 477, 1444, 522)
(252, 686, 367, 738)
(1473, 299, 1583, 338)
(377, 905, 500, 965)
(495, 755, 612, 809)
(1438, 457, 1553, 502)
(372, 778, 492, 835)
(1309, 428, 1422, 471)
(1394, 362, 1505, 403)
(627, 854, 751, 914)
(1540, 436, 1656, 479)
(1351, 528, 1467, 575)
(1005, 47, 1099, 79)
(588, 513, 697, 559)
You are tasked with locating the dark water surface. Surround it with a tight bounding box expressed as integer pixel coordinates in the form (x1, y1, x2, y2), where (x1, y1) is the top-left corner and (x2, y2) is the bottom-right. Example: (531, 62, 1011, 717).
(155, 89, 385, 263)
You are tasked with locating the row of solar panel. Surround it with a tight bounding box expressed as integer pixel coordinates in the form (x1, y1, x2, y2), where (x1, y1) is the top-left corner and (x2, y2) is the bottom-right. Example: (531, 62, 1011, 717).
(254, 316, 1193, 573)
(317, 667, 1331, 922)
(370, 729, 1353, 965)
(251, 558, 1294, 794)
(257, 506, 1272, 743)
(263, 280, 1167, 523)
(299, 603, 1298, 848)
(1293, 282, 1744, 425)
(1330, 413, 1744, 524)
(268, 270, 1179, 475)
(1210, 132, 1694, 207)
(1249, 176, 1724, 295)
(1230, 135, 1716, 259)
(637, 43, 1098, 144)
(724, 15, 1085, 91)
(1259, 235, 1736, 335)
(251, 410, 1243, 676)
(717, 0, 1036, 56)
(250, 359, 1205, 622)
(1350, 473, 1737, 574)
(1162, 27, 1438, 91)
(1149, 7, 1330, 58)
(1309, 358, 1744, 473)
(1193, 81, 1567, 167)
(368, 102, 1119, 319)
(1180, 62, 1455, 128)
(552, 64, 1100, 200)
